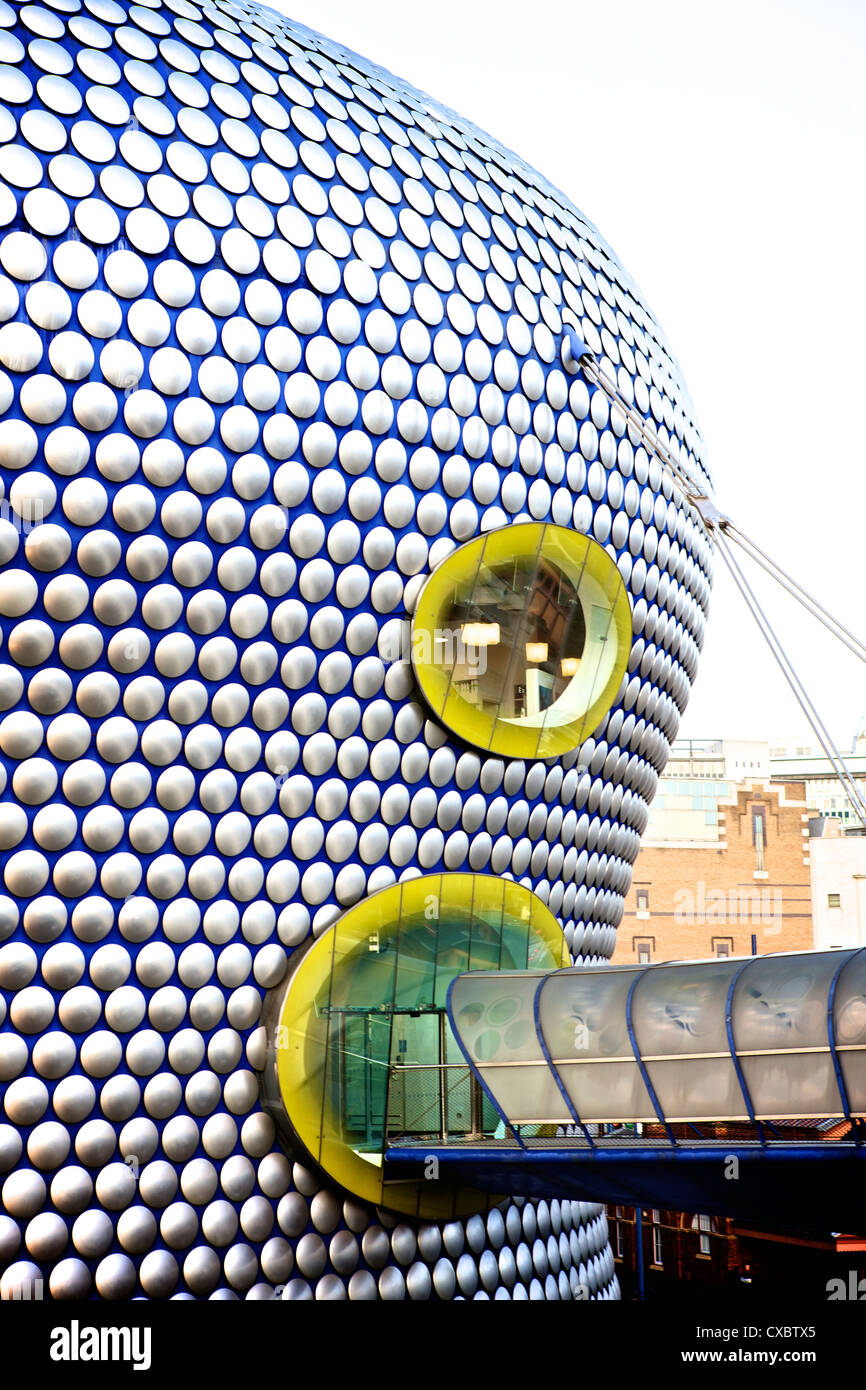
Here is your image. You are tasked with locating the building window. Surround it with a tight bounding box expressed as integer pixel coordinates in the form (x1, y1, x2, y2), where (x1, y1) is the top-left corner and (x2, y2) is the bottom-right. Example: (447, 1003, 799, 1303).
(635, 938, 653, 964)
(828, 893, 841, 908)
(753, 806, 766, 873)
(697, 1213, 712, 1256)
(712, 937, 733, 959)
(410, 523, 631, 760)
(615, 1221, 624, 1258)
(268, 871, 569, 1214)
(635, 888, 649, 919)
(651, 1211, 663, 1267)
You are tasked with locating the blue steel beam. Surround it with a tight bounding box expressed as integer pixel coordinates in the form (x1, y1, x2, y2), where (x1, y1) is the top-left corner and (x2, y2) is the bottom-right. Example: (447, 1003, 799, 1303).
(625, 967, 677, 1144)
(532, 974, 596, 1149)
(384, 1142, 866, 1234)
(445, 975, 528, 1151)
(724, 957, 765, 1143)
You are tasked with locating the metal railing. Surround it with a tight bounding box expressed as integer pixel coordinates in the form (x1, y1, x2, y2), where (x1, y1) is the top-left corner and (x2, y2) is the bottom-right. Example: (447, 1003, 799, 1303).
(386, 1063, 491, 1145)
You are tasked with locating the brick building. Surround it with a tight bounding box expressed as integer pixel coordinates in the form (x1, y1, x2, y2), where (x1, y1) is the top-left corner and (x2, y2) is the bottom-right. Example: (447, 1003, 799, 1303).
(620, 779, 813, 964)
(610, 1203, 866, 1301)
(612, 746, 859, 1299)
(609, 1206, 744, 1299)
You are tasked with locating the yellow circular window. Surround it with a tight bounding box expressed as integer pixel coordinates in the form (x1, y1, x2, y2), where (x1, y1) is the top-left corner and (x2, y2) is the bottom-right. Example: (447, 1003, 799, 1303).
(411, 523, 632, 759)
(259, 873, 568, 1217)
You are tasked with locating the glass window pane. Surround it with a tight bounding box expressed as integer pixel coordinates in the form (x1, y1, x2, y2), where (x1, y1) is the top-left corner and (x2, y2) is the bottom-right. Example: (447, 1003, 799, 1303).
(450, 971, 550, 1066)
(553, 1060, 656, 1123)
(536, 967, 655, 1122)
(537, 967, 635, 1061)
(833, 951, 866, 1045)
(839, 1052, 866, 1114)
(732, 952, 844, 1051)
(632, 960, 733, 1057)
(741, 1054, 842, 1118)
(265, 872, 567, 1217)
(834, 952, 866, 1111)
(478, 1063, 570, 1124)
(645, 1058, 747, 1120)
(411, 522, 631, 759)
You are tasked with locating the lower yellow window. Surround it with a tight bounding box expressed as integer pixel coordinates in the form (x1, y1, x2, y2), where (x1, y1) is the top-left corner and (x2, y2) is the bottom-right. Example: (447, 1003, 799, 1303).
(259, 874, 568, 1217)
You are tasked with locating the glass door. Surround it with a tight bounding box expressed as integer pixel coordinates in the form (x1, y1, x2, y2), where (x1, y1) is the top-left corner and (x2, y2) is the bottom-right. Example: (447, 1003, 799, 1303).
(339, 1012, 391, 1151)
(388, 1012, 442, 1137)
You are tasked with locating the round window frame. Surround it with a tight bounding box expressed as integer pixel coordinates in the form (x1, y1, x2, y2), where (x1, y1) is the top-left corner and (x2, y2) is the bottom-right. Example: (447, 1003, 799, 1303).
(410, 521, 632, 759)
(261, 873, 569, 1216)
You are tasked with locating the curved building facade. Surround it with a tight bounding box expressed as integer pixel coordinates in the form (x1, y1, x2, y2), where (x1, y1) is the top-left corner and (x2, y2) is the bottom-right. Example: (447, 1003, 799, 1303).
(0, 0, 711, 1300)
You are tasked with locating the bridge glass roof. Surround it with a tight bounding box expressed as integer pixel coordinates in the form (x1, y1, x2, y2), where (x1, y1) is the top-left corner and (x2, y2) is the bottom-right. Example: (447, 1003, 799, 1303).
(447, 949, 866, 1131)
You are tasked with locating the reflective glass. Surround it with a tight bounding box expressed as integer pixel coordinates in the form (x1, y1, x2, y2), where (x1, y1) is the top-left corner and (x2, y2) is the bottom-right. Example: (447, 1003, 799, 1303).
(260, 873, 567, 1215)
(740, 1053, 842, 1119)
(632, 960, 732, 1056)
(833, 950, 866, 1045)
(834, 950, 866, 1113)
(552, 1059, 657, 1124)
(631, 960, 748, 1120)
(448, 970, 566, 1123)
(732, 953, 847, 1118)
(535, 966, 655, 1123)
(732, 952, 841, 1051)
(411, 522, 631, 757)
(645, 1058, 747, 1122)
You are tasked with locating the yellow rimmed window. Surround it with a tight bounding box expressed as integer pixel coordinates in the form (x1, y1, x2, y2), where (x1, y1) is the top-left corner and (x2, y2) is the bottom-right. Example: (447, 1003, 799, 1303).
(410, 522, 631, 758)
(260, 873, 568, 1217)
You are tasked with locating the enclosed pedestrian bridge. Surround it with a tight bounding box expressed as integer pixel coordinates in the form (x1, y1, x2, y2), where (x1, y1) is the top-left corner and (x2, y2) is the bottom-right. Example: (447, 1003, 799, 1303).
(261, 875, 866, 1232)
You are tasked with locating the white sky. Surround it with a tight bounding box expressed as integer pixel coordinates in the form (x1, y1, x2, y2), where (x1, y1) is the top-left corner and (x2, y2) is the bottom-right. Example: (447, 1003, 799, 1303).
(273, 0, 866, 750)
